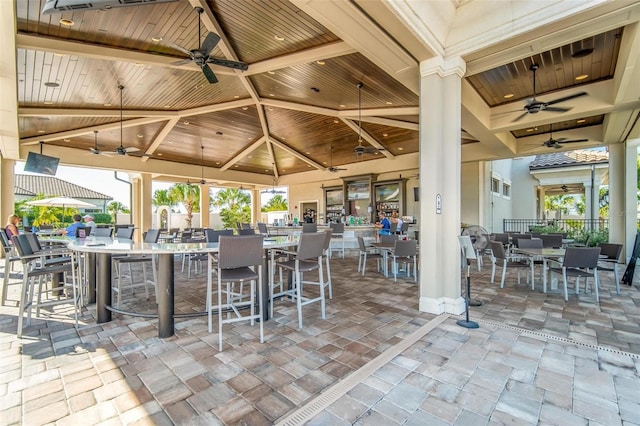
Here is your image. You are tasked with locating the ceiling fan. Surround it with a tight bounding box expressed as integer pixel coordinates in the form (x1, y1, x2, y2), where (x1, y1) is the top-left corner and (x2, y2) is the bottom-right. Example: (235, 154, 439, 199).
(353, 82, 385, 156)
(171, 7, 248, 84)
(327, 144, 347, 173)
(89, 130, 108, 155)
(512, 63, 588, 122)
(542, 123, 588, 149)
(112, 84, 141, 156)
(192, 145, 217, 185)
(262, 167, 286, 194)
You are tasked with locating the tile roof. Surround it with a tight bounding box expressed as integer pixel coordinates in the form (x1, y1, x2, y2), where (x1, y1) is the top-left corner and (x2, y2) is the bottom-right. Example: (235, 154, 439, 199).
(529, 149, 609, 170)
(14, 174, 113, 200)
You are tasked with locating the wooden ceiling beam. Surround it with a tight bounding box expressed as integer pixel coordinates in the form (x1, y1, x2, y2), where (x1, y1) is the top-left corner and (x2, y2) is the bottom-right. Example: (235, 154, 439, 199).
(340, 118, 394, 159)
(265, 141, 278, 179)
(247, 42, 356, 76)
(20, 117, 168, 145)
(356, 116, 418, 131)
(220, 136, 267, 172)
(180, 99, 255, 117)
(141, 117, 180, 163)
(19, 108, 175, 118)
(269, 137, 325, 170)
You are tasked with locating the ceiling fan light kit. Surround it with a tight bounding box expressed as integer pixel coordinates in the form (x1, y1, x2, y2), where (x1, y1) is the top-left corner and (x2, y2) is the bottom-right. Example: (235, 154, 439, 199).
(353, 82, 385, 156)
(512, 63, 588, 122)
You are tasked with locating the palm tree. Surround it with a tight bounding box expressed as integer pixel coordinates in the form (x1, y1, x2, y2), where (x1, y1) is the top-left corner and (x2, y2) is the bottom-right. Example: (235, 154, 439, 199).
(212, 188, 251, 229)
(262, 194, 288, 212)
(107, 201, 128, 224)
(544, 195, 573, 219)
(152, 189, 174, 211)
(169, 183, 200, 228)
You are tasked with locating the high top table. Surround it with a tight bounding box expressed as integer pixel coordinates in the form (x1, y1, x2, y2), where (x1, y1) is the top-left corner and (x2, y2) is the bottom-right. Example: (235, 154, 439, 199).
(67, 235, 298, 338)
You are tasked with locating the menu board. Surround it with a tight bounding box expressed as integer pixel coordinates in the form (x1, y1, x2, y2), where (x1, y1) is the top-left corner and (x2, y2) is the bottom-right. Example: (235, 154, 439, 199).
(326, 189, 343, 205)
(347, 181, 370, 200)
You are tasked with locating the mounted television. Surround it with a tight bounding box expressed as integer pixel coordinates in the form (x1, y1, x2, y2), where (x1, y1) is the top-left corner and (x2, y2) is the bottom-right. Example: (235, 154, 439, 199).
(24, 152, 60, 176)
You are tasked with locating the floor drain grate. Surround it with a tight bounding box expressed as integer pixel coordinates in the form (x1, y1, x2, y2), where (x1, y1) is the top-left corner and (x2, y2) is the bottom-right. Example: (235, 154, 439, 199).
(477, 319, 640, 359)
(275, 314, 450, 426)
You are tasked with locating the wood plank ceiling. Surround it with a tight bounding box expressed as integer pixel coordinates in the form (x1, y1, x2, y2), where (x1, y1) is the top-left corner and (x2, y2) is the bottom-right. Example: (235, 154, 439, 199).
(13, 0, 624, 182)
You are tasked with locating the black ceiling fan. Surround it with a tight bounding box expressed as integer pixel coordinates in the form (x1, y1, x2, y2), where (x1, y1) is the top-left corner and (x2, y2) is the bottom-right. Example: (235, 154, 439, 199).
(112, 84, 141, 156)
(192, 145, 217, 185)
(89, 130, 105, 155)
(171, 7, 248, 84)
(542, 124, 588, 149)
(512, 63, 588, 122)
(353, 82, 385, 156)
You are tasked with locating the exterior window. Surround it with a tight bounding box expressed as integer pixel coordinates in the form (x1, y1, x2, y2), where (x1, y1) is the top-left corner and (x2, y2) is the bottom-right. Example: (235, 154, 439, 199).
(503, 182, 511, 199)
(491, 177, 500, 194)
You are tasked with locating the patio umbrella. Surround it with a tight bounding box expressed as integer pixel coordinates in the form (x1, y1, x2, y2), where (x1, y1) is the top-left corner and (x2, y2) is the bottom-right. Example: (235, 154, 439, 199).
(26, 196, 96, 224)
(26, 196, 95, 209)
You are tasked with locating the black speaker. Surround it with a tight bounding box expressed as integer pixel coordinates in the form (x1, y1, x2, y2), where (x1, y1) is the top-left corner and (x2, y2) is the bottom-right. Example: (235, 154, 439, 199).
(413, 187, 419, 202)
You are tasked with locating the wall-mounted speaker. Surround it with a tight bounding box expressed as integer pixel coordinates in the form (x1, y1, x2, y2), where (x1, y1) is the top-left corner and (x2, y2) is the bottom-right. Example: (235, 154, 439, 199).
(413, 187, 419, 202)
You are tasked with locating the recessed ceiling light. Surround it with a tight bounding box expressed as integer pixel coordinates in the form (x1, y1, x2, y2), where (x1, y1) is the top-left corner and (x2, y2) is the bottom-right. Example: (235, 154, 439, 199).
(242, 107, 248, 110)
(104, 103, 111, 107)
(575, 74, 589, 81)
(339, 104, 346, 108)
(233, 95, 239, 99)
(247, 137, 252, 140)
(59, 18, 74, 26)
(386, 101, 393, 105)
(322, 161, 327, 165)
(151, 36, 163, 42)
(268, 94, 275, 97)
(43, 101, 53, 105)
(157, 153, 163, 156)
(282, 169, 286, 172)
(267, 107, 273, 111)
(234, 165, 239, 167)
(216, 162, 221, 165)
(44, 82, 59, 88)
(163, 105, 171, 109)
(63, 139, 70, 142)
(267, 71, 275, 75)
(305, 151, 310, 155)
(398, 147, 403, 151)
(137, 134, 143, 138)
(333, 120, 338, 124)
(274, 35, 285, 41)
(383, 133, 388, 137)
(577, 119, 586, 123)
(526, 128, 534, 132)
(38, 130, 45, 133)
(167, 140, 173, 144)
(316, 60, 325, 65)
(183, 121, 189, 125)
(503, 93, 514, 99)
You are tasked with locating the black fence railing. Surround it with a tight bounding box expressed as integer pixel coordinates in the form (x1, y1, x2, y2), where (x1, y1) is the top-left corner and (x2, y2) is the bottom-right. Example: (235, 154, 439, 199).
(503, 219, 609, 234)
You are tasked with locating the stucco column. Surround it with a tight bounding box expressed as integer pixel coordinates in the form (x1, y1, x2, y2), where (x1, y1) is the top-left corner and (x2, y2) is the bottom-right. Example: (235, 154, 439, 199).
(538, 186, 546, 220)
(200, 184, 210, 228)
(611, 139, 639, 261)
(139, 173, 152, 235)
(130, 176, 142, 241)
(583, 181, 593, 229)
(252, 189, 261, 225)
(418, 56, 465, 315)
(1, 159, 16, 229)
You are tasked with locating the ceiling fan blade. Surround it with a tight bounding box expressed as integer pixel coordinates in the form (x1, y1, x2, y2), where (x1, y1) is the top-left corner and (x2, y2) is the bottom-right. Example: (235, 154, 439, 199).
(168, 42, 192, 57)
(512, 111, 529, 122)
(124, 146, 140, 153)
(545, 91, 587, 106)
(207, 57, 249, 71)
(554, 137, 567, 142)
(544, 106, 571, 113)
(560, 139, 589, 144)
(200, 33, 221, 56)
(172, 58, 194, 67)
(201, 64, 218, 83)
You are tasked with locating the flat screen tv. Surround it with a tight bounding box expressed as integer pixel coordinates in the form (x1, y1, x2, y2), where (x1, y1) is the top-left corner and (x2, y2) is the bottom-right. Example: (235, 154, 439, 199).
(24, 152, 60, 176)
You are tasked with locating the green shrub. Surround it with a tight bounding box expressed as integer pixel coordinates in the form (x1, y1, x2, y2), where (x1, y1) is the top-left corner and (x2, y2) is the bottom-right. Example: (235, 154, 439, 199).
(92, 213, 112, 224)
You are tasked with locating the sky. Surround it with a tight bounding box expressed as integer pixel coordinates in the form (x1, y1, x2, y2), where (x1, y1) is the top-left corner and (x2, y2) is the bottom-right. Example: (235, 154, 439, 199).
(15, 162, 286, 210)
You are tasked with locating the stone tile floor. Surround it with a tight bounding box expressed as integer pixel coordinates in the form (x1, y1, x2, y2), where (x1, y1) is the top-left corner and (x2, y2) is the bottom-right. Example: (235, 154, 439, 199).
(0, 254, 639, 425)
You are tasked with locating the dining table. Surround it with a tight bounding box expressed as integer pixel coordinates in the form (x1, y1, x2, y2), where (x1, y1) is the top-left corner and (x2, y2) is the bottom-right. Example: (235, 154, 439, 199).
(513, 247, 565, 292)
(64, 235, 299, 338)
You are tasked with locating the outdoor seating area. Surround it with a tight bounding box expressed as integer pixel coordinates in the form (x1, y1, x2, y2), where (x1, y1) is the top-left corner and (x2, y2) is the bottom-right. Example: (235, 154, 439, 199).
(0, 244, 638, 424)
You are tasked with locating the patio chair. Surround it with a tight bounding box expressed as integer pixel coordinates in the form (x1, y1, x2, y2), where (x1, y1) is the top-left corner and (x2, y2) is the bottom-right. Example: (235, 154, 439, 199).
(271, 232, 326, 329)
(92, 227, 113, 237)
(549, 247, 601, 303)
(541, 234, 563, 248)
(321, 230, 333, 299)
(515, 238, 543, 290)
(0, 231, 21, 306)
(257, 222, 270, 236)
(597, 243, 623, 295)
(357, 236, 382, 276)
(329, 223, 344, 258)
(302, 223, 317, 233)
(207, 234, 264, 351)
(115, 227, 134, 239)
(112, 229, 160, 306)
(12, 234, 79, 338)
(489, 240, 532, 289)
(238, 228, 256, 235)
(389, 239, 417, 282)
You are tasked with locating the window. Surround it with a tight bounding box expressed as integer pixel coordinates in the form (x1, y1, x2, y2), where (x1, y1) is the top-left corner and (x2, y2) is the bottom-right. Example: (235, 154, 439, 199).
(503, 182, 511, 199)
(491, 177, 500, 194)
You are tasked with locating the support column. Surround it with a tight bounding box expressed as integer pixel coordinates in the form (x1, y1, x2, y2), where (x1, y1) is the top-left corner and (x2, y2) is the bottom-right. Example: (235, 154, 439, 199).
(1, 159, 16, 231)
(537, 186, 546, 220)
(583, 181, 593, 230)
(611, 139, 639, 261)
(418, 56, 466, 315)
(139, 173, 152, 235)
(131, 176, 142, 241)
(252, 189, 262, 225)
(200, 184, 210, 228)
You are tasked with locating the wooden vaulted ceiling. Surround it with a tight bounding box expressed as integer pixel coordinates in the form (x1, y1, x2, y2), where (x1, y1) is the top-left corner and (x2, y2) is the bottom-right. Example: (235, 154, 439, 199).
(11, 0, 640, 186)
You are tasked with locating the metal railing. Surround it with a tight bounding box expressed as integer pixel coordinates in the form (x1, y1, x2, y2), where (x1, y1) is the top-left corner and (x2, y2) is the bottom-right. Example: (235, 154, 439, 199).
(503, 219, 609, 233)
